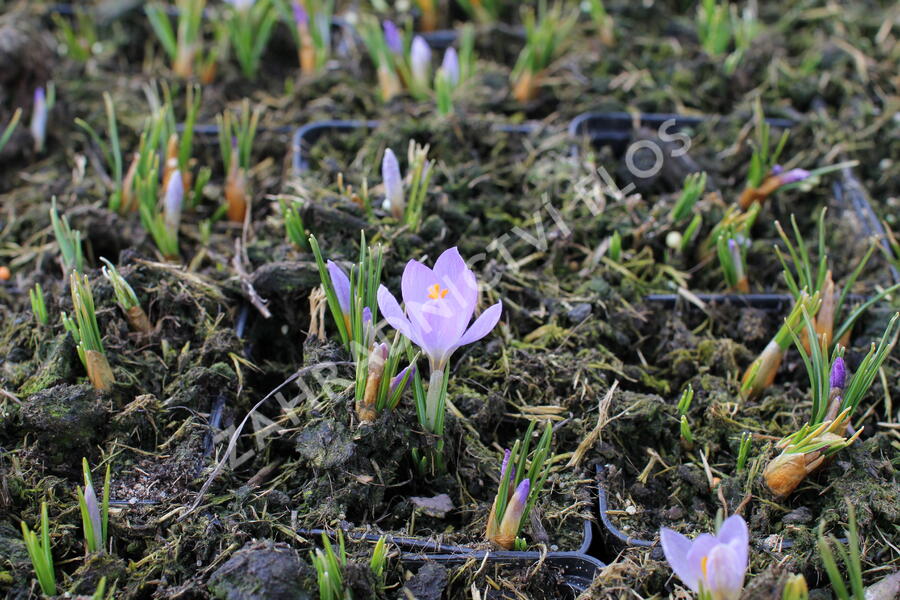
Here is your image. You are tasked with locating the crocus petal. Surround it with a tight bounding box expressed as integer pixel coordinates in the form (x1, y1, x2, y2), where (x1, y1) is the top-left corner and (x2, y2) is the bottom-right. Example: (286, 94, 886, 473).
(716, 515, 749, 572)
(84, 483, 103, 552)
(500, 448, 511, 476)
(383, 20, 402, 54)
(779, 168, 811, 185)
(30, 87, 47, 151)
(377, 285, 419, 346)
(454, 301, 502, 349)
(389, 363, 415, 395)
(704, 544, 744, 600)
(292, 1, 307, 25)
(830, 357, 846, 390)
(164, 170, 183, 234)
(432, 248, 477, 302)
(382, 148, 404, 216)
(411, 36, 431, 87)
(401, 257, 442, 309)
(441, 47, 459, 86)
(661, 527, 702, 592)
(327, 260, 352, 315)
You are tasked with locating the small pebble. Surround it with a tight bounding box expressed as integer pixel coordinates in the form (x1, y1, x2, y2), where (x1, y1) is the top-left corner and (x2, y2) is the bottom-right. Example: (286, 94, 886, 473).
(782, 506, 813, 525)
(567, 303, 592, 323)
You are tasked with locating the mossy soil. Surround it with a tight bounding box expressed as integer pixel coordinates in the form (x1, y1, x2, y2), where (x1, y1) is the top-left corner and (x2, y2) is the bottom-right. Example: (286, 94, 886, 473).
(1, 1, 899, 599)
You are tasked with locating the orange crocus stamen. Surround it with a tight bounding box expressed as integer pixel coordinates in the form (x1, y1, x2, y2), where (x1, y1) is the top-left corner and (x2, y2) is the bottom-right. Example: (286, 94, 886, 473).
(427, 283, 449, 300)
(701, 555, 709, 577)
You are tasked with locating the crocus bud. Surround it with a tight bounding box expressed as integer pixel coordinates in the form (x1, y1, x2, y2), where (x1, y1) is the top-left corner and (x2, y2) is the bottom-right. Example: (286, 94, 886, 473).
(440, 47, 459, 87)
(410, 36, 432, 91)
(495, 479, 530, 549)
(164, 169, 183, 238)
(30, 87, 47, 153)
(771, 164, 784, 176)
(389, 363, 415, 396)
(778, 169, 811, 185)
(359, 342, 389, 422)
(225, 146, 247, 223)
(763, 449, 827, 497)
(82, 478, 104, 552)
(292, 0, 307, 25)
(382, 148, 404, 218)
(383, 20, 402, 54)
(830, 357, 846, 391)
(741, 339, 783, 400)
(499, 448, 512, 480)
(326, 259, 352, 334)
(782, 574, 808, 600)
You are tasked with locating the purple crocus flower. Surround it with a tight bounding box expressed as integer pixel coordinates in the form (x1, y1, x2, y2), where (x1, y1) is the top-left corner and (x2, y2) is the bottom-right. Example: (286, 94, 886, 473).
(410, 35, 432, 90)
(660, 515, 748, 600)
(30, 87, 47, 153)
(777, 168, 811, 185)
(382, 148, 404, 218)
(771, 164, 784, 176)
(292, 0, 308, 26)
(377, 247, 503, 373)
(440, 47, 460, 87)
(382, 20, 402, 55)
(163, 170, 183, 237)
(830, 357, 846, 390)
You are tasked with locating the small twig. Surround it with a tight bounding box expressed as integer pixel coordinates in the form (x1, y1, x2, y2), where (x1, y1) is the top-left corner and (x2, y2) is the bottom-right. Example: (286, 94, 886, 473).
(232, 238, 271, 319)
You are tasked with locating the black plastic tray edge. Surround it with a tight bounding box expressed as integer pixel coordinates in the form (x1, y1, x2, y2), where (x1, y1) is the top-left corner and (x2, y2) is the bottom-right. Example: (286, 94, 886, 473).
(298, 519, 603, 595)
(290, 119, 538, 173)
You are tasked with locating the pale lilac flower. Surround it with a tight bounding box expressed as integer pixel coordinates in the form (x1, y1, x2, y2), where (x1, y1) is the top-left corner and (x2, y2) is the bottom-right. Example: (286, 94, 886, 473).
(83, 479, 103, 552)
(376, 247, 502, 372)
(30, 87, 47, 153)
(777, 169, 811, 185)
(326, 259, 352, 316)
(382, 148, 404, 218)
(660, 515, 748, 600)
(830, 357, 846, 391)
(410, 35, 432, 90)
(498, 479, 530, 535)
(292, 1, 308, 26)
(440, 47, 459, 87)
(163, 170, 183, 237)
(383, 20, 402, 54)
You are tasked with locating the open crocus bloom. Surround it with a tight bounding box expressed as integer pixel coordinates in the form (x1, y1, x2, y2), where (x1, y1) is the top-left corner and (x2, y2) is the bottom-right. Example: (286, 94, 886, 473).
(377, 247, 502, 371)
(660, 515, 748, 600)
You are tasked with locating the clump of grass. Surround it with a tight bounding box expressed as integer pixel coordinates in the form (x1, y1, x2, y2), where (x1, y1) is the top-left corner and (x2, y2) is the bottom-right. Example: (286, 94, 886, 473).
(20, 502, 57, 596)
(50, 198, 84, 274)
(62, 272, 115, 392)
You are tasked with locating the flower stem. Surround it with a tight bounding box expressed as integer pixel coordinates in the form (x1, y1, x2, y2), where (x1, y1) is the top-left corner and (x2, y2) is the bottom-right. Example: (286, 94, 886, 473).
(424, 368, 445, 433)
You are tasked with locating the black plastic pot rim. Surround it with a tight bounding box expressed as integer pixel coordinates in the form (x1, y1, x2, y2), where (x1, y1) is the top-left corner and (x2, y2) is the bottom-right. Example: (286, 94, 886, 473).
(290, 119, 538, 173)
(568, 111, 795, 140)
(298, 520, 603, 595)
